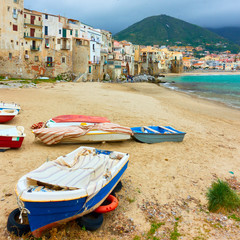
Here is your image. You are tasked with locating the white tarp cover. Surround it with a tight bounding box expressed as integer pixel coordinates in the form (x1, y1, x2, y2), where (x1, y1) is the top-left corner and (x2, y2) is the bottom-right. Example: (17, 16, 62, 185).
(26, 148, 119, 196)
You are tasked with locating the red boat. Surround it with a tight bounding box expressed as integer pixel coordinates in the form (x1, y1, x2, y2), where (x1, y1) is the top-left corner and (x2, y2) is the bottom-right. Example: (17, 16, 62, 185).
(0, 125, 25, 149)
(0, 109, 18, 123)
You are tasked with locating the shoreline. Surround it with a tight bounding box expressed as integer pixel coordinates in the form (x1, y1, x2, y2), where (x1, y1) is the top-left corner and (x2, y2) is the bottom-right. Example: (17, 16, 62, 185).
(165, 70, 240, 76)
(159, 82, 240, 111)
(1, 82, 240, 239)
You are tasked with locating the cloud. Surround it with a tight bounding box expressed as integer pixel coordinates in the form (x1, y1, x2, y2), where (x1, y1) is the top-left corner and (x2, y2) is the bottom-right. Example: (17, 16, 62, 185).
(24, 0, 240, 33)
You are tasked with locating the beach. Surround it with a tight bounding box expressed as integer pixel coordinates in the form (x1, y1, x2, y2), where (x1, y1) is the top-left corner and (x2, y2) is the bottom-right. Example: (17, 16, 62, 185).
(1, 81, 240, 239)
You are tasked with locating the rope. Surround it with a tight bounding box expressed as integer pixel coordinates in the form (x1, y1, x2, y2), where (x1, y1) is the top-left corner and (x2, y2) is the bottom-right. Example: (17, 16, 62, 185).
(17, 190, 31, 224)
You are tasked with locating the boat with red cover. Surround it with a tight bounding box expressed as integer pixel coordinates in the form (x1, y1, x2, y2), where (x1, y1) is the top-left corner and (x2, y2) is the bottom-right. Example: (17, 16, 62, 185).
(45, 115, 110, 128)
(0, 125, 26, 149)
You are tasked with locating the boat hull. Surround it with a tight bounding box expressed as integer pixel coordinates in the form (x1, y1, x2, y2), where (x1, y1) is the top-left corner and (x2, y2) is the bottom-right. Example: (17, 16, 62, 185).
(20, 160, 128, 237)
(61, 132, 131, 143)
(0, 115, 15, 123)
(131, 126, 186, 144)
(0, 136, 24, 148)
(132, 133, 185, 143)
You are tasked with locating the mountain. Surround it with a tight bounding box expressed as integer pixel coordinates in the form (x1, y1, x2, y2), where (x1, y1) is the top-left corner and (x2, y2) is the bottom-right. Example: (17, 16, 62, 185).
(207, 27, 240, 46)
(114, 15, 240, 53)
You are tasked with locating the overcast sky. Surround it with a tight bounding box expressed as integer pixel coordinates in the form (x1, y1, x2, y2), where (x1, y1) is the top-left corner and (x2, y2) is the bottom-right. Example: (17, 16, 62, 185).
(24, 0, 240, 34)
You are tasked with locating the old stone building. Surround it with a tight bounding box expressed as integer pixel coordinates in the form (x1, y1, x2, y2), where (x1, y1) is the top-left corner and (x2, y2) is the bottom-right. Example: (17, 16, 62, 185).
(0, 0, 25, 78)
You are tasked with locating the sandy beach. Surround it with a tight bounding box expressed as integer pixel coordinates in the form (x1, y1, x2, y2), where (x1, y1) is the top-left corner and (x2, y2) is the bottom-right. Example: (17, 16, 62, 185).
(1, 81, 240, 239)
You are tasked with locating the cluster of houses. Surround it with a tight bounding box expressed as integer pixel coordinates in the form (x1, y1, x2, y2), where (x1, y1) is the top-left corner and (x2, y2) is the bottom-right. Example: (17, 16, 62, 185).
(0, 0, 239, 81)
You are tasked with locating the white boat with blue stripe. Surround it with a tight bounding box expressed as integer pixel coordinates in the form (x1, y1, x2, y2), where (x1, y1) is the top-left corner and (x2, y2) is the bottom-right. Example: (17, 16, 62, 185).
(131, 126, 186, 143)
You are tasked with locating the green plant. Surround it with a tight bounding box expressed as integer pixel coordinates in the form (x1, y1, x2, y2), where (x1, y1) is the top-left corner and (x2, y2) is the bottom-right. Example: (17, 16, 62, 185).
(126, 197, 136, 203)
(228, 214, 240, 221)
(146, 221, 165, 239)
(206, 179, 240, 213)
(170, 217, 181, 240)
(133, 236, 141, 240)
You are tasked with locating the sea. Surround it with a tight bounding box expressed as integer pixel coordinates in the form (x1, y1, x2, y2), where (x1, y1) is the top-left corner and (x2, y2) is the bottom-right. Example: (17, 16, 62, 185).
(163, 74, 240, 109)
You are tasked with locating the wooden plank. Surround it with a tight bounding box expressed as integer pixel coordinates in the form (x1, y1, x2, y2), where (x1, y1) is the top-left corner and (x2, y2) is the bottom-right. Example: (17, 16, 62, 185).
(159, 126, 177, 133)
(143, 126, 160, 134)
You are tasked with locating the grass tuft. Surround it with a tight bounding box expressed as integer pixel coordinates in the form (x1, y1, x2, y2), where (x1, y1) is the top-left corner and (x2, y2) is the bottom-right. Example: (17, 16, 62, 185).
(206, 179, 240, 213)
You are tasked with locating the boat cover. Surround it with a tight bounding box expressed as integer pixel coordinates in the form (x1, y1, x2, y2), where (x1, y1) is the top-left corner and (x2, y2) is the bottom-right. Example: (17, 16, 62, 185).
(26, 148, 119, 196)
(0, 126, 25, 136)
(32, 123, 133, 145)
(52, 115, 110, 123)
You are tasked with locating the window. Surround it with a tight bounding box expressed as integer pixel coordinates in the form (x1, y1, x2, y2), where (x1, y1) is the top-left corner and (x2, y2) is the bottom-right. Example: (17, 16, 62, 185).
(7, 6, 10, 11)
(16, 41, 18, 45)
(89, 66, 91, 73)
(13, 0, 18, 3)
(13, 8, 17, 19)
(46, 56, 53, 67)
(24, 14, 26, 18)
(70, 30, 72, 35)
(39, 17, 41, 21)
(75, 30, 78, 37)
(76, 39, 82, 46)
(93, 44, 95, 51)
(13, 24, 18, 31)
(59, 29, 61, 34)
(62, 57, 66, 63)
(57, 39, 61, 44)
(45, 38, 49, 48)
(45, 26, 48, 36)
(45, 14, 48, 19)
(9, 53, 12, 60)
(35, 56, 39, 62)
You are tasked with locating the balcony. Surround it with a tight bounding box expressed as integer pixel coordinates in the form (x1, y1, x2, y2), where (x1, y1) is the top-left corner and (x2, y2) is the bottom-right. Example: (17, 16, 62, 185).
(24, 18, 42, 27)
(30, 45, 40, 51)
(101, 48, 108, 54)
(24, 32, 43, 40)
(46, 61, 54, 67)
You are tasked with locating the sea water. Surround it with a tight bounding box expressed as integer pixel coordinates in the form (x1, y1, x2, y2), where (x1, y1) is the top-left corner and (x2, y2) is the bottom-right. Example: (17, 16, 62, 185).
(164, 74, 240, 109)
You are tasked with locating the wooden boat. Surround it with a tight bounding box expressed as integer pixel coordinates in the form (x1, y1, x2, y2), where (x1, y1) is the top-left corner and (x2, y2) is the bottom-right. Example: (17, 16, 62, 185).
(32, 123, 132, 145)
(0, 102, 21, 113)
(131, 126, 186, 143)
(0, 125, 25, 149)
(45, 115, 110, 128)
(15, 146, 129, 237)
(0, 109, 19, 123)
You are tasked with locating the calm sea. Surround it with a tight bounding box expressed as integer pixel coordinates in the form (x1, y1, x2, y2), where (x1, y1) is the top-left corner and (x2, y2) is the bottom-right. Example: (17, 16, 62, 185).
(163, 74, 240, 109)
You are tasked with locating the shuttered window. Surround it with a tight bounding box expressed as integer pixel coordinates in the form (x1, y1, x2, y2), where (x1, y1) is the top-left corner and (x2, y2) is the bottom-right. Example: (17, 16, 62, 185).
(13, 24, 18, 31)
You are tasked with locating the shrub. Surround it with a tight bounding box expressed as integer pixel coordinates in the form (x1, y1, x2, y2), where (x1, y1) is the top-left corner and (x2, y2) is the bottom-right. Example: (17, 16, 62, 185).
(206, 179, 240, 213)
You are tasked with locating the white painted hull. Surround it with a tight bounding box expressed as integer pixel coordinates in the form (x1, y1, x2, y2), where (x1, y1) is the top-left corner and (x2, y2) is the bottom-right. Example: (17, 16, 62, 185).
(61, 131, 131, 143)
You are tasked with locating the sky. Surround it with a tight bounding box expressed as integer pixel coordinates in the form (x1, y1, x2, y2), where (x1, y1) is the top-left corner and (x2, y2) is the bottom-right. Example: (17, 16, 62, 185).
(24, 0, 240, 34)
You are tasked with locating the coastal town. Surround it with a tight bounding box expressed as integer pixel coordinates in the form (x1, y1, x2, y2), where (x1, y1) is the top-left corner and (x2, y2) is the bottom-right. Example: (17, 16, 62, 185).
(1, 0, 240, 81)
(1, 0, 240, 240)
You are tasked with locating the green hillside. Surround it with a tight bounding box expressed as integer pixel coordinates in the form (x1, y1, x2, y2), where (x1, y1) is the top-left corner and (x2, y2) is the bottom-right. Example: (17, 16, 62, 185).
(114, 15, 240, 53)
(208, 27, 240, 46)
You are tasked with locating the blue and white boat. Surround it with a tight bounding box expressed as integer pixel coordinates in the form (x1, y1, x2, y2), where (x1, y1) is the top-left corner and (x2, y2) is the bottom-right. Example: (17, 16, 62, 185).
(131, 126, 186, 143)
(15, 146, 129, 237)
